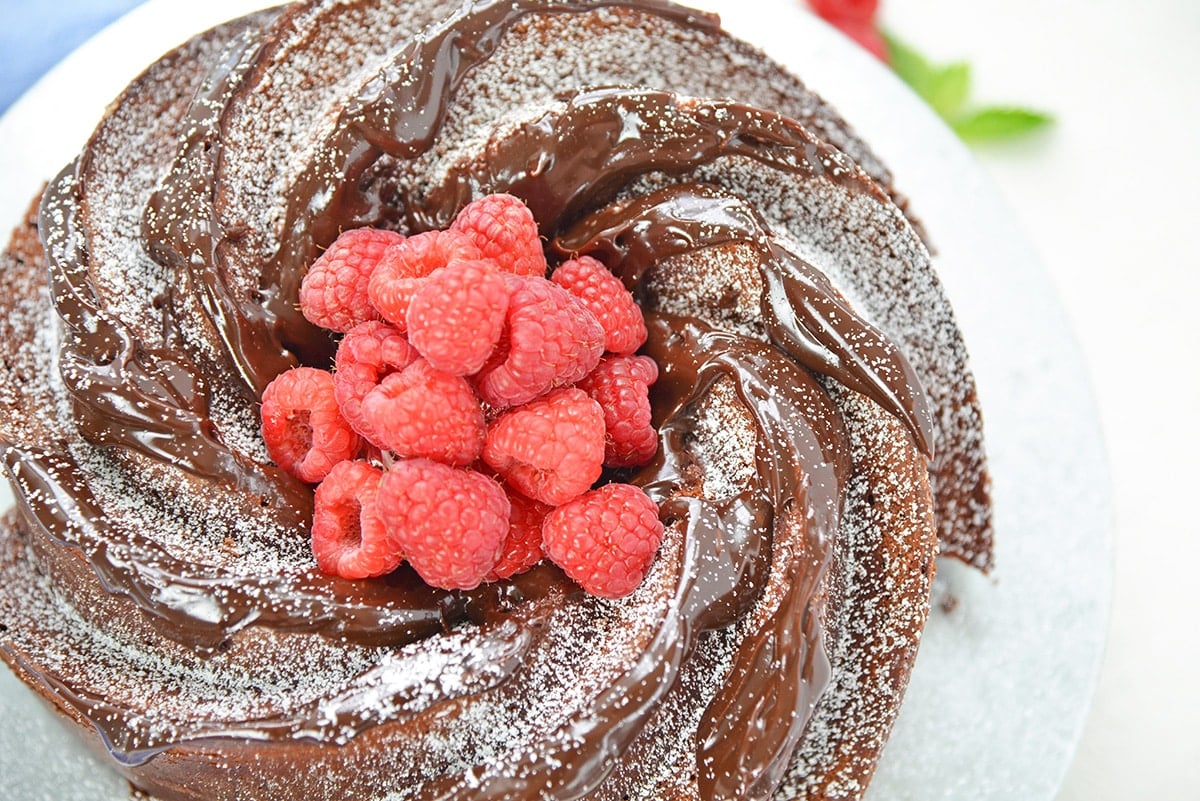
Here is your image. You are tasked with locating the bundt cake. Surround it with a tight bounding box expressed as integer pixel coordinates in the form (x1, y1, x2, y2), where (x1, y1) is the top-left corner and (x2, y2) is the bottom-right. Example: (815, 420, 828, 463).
(0, 1, 992, 799)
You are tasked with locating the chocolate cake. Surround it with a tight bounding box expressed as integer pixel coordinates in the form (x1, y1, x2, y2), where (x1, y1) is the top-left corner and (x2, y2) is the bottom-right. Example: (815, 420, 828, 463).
(0, 1, 992, 799)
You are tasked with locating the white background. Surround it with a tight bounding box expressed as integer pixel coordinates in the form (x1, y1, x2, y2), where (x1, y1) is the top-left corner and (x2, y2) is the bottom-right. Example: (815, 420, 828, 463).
(878, 1, 1199, 798)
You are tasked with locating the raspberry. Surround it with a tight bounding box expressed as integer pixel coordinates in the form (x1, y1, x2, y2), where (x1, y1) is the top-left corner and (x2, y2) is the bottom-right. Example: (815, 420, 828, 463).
(542, 483, 664, 599)
(806, 1, 887, 61)
(486, 489, 550, 581)
(300, 227, 403, 333)
(576, 355, 659, 468)
(475, 275, 604, 409)
(808, 0, 879, 24)
(550, 255, 647, 355)
(311, 460, 401, 579)
(378, 459, 509, 590)
(261, 367, 360, 483)
(482, 388, 605, 506)
(451, 193, 547, 277)
(406, 259, 509, 375)
(358, 358, 485, 466)
(830, 16, 888, 61)
(367, 229, 481, 330)
(333, 321, 418, 439)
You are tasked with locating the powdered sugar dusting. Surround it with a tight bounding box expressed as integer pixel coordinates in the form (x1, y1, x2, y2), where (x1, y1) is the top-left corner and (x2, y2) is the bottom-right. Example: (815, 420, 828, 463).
(780, 385, 937, 799)
(73, 443, 311, 575)
(78, 14, 260, 351)
(690, 378, 759, 499)
(0, 220, 74, 447)
(218, 0, 463, 274)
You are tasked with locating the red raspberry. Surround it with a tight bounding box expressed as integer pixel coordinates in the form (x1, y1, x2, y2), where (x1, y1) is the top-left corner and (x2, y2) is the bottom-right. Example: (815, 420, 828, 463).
(261, 367, 360, 483)
(807, 1, 887, 61)
(808, 0, 879, 24)
(300, 227, 403, 333)
(482, 388, 605, 506)
(475, 275, 604, 409)
(486, 489, 550, 581)
(542, 483, 664, 599)
(367, 229, 481, 330)
(451, 193, 547, 277)
(576, 355, 659, 468)
(407, 259, 509, 375)
(831, 16, 888, 61)
(550, 255, 647, 356)
(358, 358, 485, 466)
(378, 459, 509, 590)
(333, 321, 419, 439)
(311, 460, 401, 579)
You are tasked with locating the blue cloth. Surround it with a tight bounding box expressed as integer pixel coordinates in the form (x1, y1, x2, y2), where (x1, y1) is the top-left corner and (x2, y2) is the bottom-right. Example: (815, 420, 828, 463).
(0, 0, 146, 113)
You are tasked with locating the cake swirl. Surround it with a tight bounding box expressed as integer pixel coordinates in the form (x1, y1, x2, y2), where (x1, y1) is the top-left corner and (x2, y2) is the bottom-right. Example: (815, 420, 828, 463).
(0, 1, 991, 799)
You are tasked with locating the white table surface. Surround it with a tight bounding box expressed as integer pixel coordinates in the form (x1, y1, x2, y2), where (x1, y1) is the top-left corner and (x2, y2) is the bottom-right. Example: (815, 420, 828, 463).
(1, 1, 1197, 799)
(876, 2, 1199, 799)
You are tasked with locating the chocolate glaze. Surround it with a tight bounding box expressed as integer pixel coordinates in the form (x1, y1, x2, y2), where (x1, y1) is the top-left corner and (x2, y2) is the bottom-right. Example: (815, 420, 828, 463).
(553, 174, 933, 455)
(42, 166, 312, 528)
(4, 0, 941, 796)
(6, 305, 851, 793)
(140, 13, 285, 405)
(2, 435, 577, 655)
(193, 0, 720, 396)
(640, 314, 849, 801)
(21, 0, 931, 652)
(366, 311, 848, 801)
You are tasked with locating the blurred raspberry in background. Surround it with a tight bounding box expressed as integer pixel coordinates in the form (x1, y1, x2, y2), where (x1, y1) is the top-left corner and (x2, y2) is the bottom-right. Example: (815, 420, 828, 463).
(806, 0, 888, 61)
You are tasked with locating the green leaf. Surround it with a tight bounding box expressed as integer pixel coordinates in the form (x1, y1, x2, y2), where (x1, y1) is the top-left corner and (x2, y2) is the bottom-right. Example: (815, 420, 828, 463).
(952, 107, 1055, 141)
(883, 32, 972, 122)
(883, 29, 1054, 144)
(883, 30, 936, 96)
(925, 61, 972, 120)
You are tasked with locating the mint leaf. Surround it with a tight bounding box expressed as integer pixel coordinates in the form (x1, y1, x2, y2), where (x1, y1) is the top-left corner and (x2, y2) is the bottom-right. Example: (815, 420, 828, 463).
(883, 32, 971, 120)
(925, 61, 971, 120)
(882, 30, 1053, 144)
(883, 31, 935, 96)
(952, 107, 1054, 141)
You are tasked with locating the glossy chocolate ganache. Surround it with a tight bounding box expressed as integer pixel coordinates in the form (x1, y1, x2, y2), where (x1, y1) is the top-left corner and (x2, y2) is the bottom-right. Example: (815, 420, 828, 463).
(0, 1, 991, 800)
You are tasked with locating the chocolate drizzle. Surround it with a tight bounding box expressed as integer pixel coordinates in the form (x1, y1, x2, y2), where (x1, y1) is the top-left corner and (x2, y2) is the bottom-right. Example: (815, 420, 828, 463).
(1, 442, 576, 655)
(376, 310, 848, 801)
(142, 13, 286, 400)
(3, 0, 950, 796)
(203, 0, 721, 396)
(554, 175, 933, 456)
(42, 166, 311, 524)
(641, 314, 849, 801)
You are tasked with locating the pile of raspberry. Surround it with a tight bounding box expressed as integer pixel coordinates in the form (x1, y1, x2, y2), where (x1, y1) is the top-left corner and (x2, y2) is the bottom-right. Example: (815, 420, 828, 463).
(260, 193, 664, 599)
